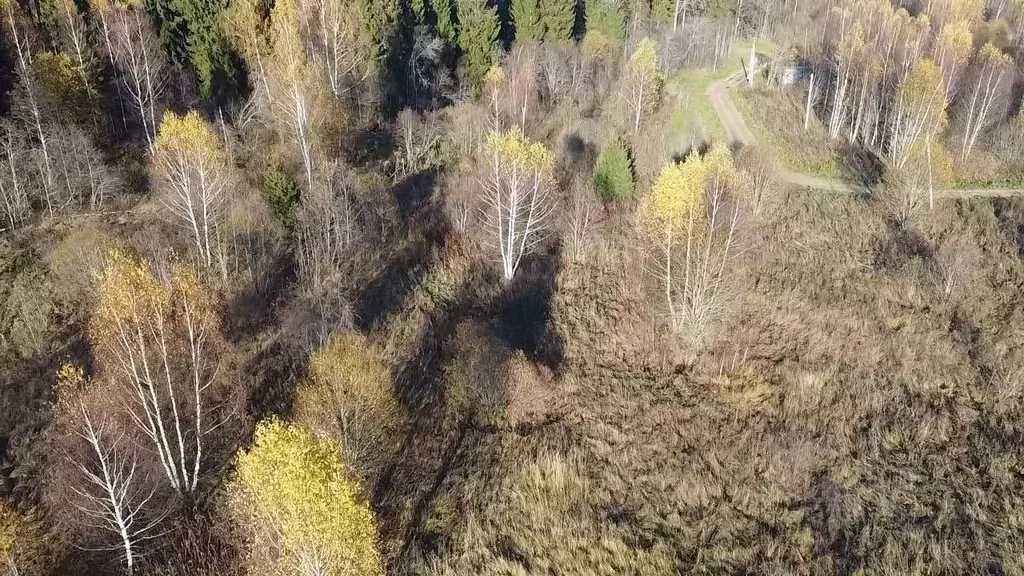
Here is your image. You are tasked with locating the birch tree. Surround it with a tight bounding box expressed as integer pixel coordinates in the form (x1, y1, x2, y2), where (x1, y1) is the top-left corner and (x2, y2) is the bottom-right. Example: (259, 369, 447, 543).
(266, 0, 329, 189)
(107, 3, 166, 153)
(481, 128, 556, 282)
(299, 0, 372, 101)
(622, 38, 663, 134)
(641, 145, 741, 343)
(935, 21, 973, 103)
(889, 59, 947, 169)
(2, 0, 61, 218)
(958, 43, 1013, 162)
(0, 121, 29, 230)
(92, 253, 224, 496)
(154, 111, 230, 268)
(70, 409, 164, 575)
(221, 0, 273, 108)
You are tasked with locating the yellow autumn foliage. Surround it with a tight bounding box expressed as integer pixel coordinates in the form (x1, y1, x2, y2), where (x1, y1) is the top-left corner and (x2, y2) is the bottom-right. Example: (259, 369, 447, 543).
(294, 333, 400, 443)
(939, 21, 973, 65)
(899, 59, 947, 124)
(645, 152, 707, 236)
(627, 38, 661, 84)
(0, 504, 47, 576)
(156, 110, 222, 158)
(483, 64, 507, 90)
(93, 251, 215, 346)
(32, 51, 94, 117)
(485, 127, 553, 173)
(94, 250, 168, 334)
(229, 418, 384, 576)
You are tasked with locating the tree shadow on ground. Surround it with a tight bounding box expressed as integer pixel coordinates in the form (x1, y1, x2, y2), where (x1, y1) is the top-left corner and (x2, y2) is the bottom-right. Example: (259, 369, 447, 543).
(354, 169, 448, 332)
(222, 248, 297, 344)
(492, 242, 565, 375)
(244, 336, 308, 421)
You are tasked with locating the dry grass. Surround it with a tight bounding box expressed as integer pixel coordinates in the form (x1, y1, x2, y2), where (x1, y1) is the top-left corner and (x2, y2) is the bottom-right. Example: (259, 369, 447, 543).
(422, 451, 674, 576)
(394, 189, 1024, 575)
(733, 85, 845, 180)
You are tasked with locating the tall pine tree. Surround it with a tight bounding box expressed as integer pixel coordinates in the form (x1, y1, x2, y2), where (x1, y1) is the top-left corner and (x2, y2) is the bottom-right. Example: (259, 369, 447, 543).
(457, 0, 499, 91)
(434, 0, 457, 41)
(358, 0, 399, 63)
(173, 0, 238, 98)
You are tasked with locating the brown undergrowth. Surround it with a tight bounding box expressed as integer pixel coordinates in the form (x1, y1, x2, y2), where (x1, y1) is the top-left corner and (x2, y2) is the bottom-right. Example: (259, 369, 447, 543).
(387, 190, 1024, 574)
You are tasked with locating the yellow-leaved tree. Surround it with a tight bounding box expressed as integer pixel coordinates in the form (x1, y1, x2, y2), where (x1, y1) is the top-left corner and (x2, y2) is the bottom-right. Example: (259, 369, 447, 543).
(155, 110, 231, 270)
(640, 144, 740, 343)
(0, 504, 48, 576)
(228, 418, 384, 576)
(622, 38, 663, 134)
(294, 333, 401, 470)
(93, 250, 226, 495)
(889, 59, 947, 169)
(481, 127, 556, 281)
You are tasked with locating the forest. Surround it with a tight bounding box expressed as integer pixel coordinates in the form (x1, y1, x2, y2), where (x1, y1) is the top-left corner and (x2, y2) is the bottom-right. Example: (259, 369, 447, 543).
(2, 0, 1024, 573)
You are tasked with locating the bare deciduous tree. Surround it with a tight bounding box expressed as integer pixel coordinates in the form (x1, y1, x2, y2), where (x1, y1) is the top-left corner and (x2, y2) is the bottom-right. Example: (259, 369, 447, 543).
(958, 42, 1013, 162)
(0, 120, 29, 230)
(296, 160, 358, 294)
(154, 111, 231, 269)
(563, 177, 596, 263)
(108, 6, 166, 152)
(70, 409, 164, 575)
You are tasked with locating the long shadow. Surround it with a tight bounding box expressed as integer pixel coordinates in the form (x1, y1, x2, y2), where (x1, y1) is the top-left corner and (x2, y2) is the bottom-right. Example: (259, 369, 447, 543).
(222, 247, 297, 344)
(491, 242, 566, 375)
(245, 337, 308, 421)
(353, 169, 448, 331)
(390, 262, 496, 410)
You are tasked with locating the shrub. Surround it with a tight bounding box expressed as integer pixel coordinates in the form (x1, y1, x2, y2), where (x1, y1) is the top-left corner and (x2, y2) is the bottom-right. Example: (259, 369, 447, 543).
(261, 164, 301, 228)
(228, 418, 383, 576)
(0, 504, 49, 576)
(47, 225, 120, 317)
(594, 139, 634, 200)
(3, 269, 54, 359)
(293, 333, 401, 470)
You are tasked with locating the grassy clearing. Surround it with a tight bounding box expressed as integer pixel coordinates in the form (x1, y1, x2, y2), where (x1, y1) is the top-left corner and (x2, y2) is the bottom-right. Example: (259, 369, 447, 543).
(732, 85, 844, 179)
(667, 68, 727, 145)
(666, 41, 776, 148)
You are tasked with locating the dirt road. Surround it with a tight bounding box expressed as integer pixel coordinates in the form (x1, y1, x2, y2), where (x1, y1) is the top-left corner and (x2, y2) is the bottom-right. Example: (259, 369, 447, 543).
(705, 75, 1021, 200)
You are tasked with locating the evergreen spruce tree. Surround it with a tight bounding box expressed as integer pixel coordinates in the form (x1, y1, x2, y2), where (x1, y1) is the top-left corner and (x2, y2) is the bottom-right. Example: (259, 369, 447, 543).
(539, 0, 576, 43)
(512, 0, 543, 43)
(173, 0, 238, 98)
(434, 0, 457, 41)
(358, 0, 400, 62)
(594, 138, 634, 200)
(457, 0, 499, 91)
(583, 0, 625, 54)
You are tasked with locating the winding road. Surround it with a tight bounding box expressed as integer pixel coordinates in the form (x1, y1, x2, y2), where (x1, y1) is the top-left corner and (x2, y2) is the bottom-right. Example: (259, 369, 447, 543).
(706, 73, 1022, 199)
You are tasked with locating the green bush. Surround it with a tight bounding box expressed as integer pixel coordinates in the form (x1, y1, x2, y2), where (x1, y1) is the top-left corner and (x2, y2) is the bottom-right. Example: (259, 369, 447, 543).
(261, 165, 301, 228)
(594, 140, 634, 200)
